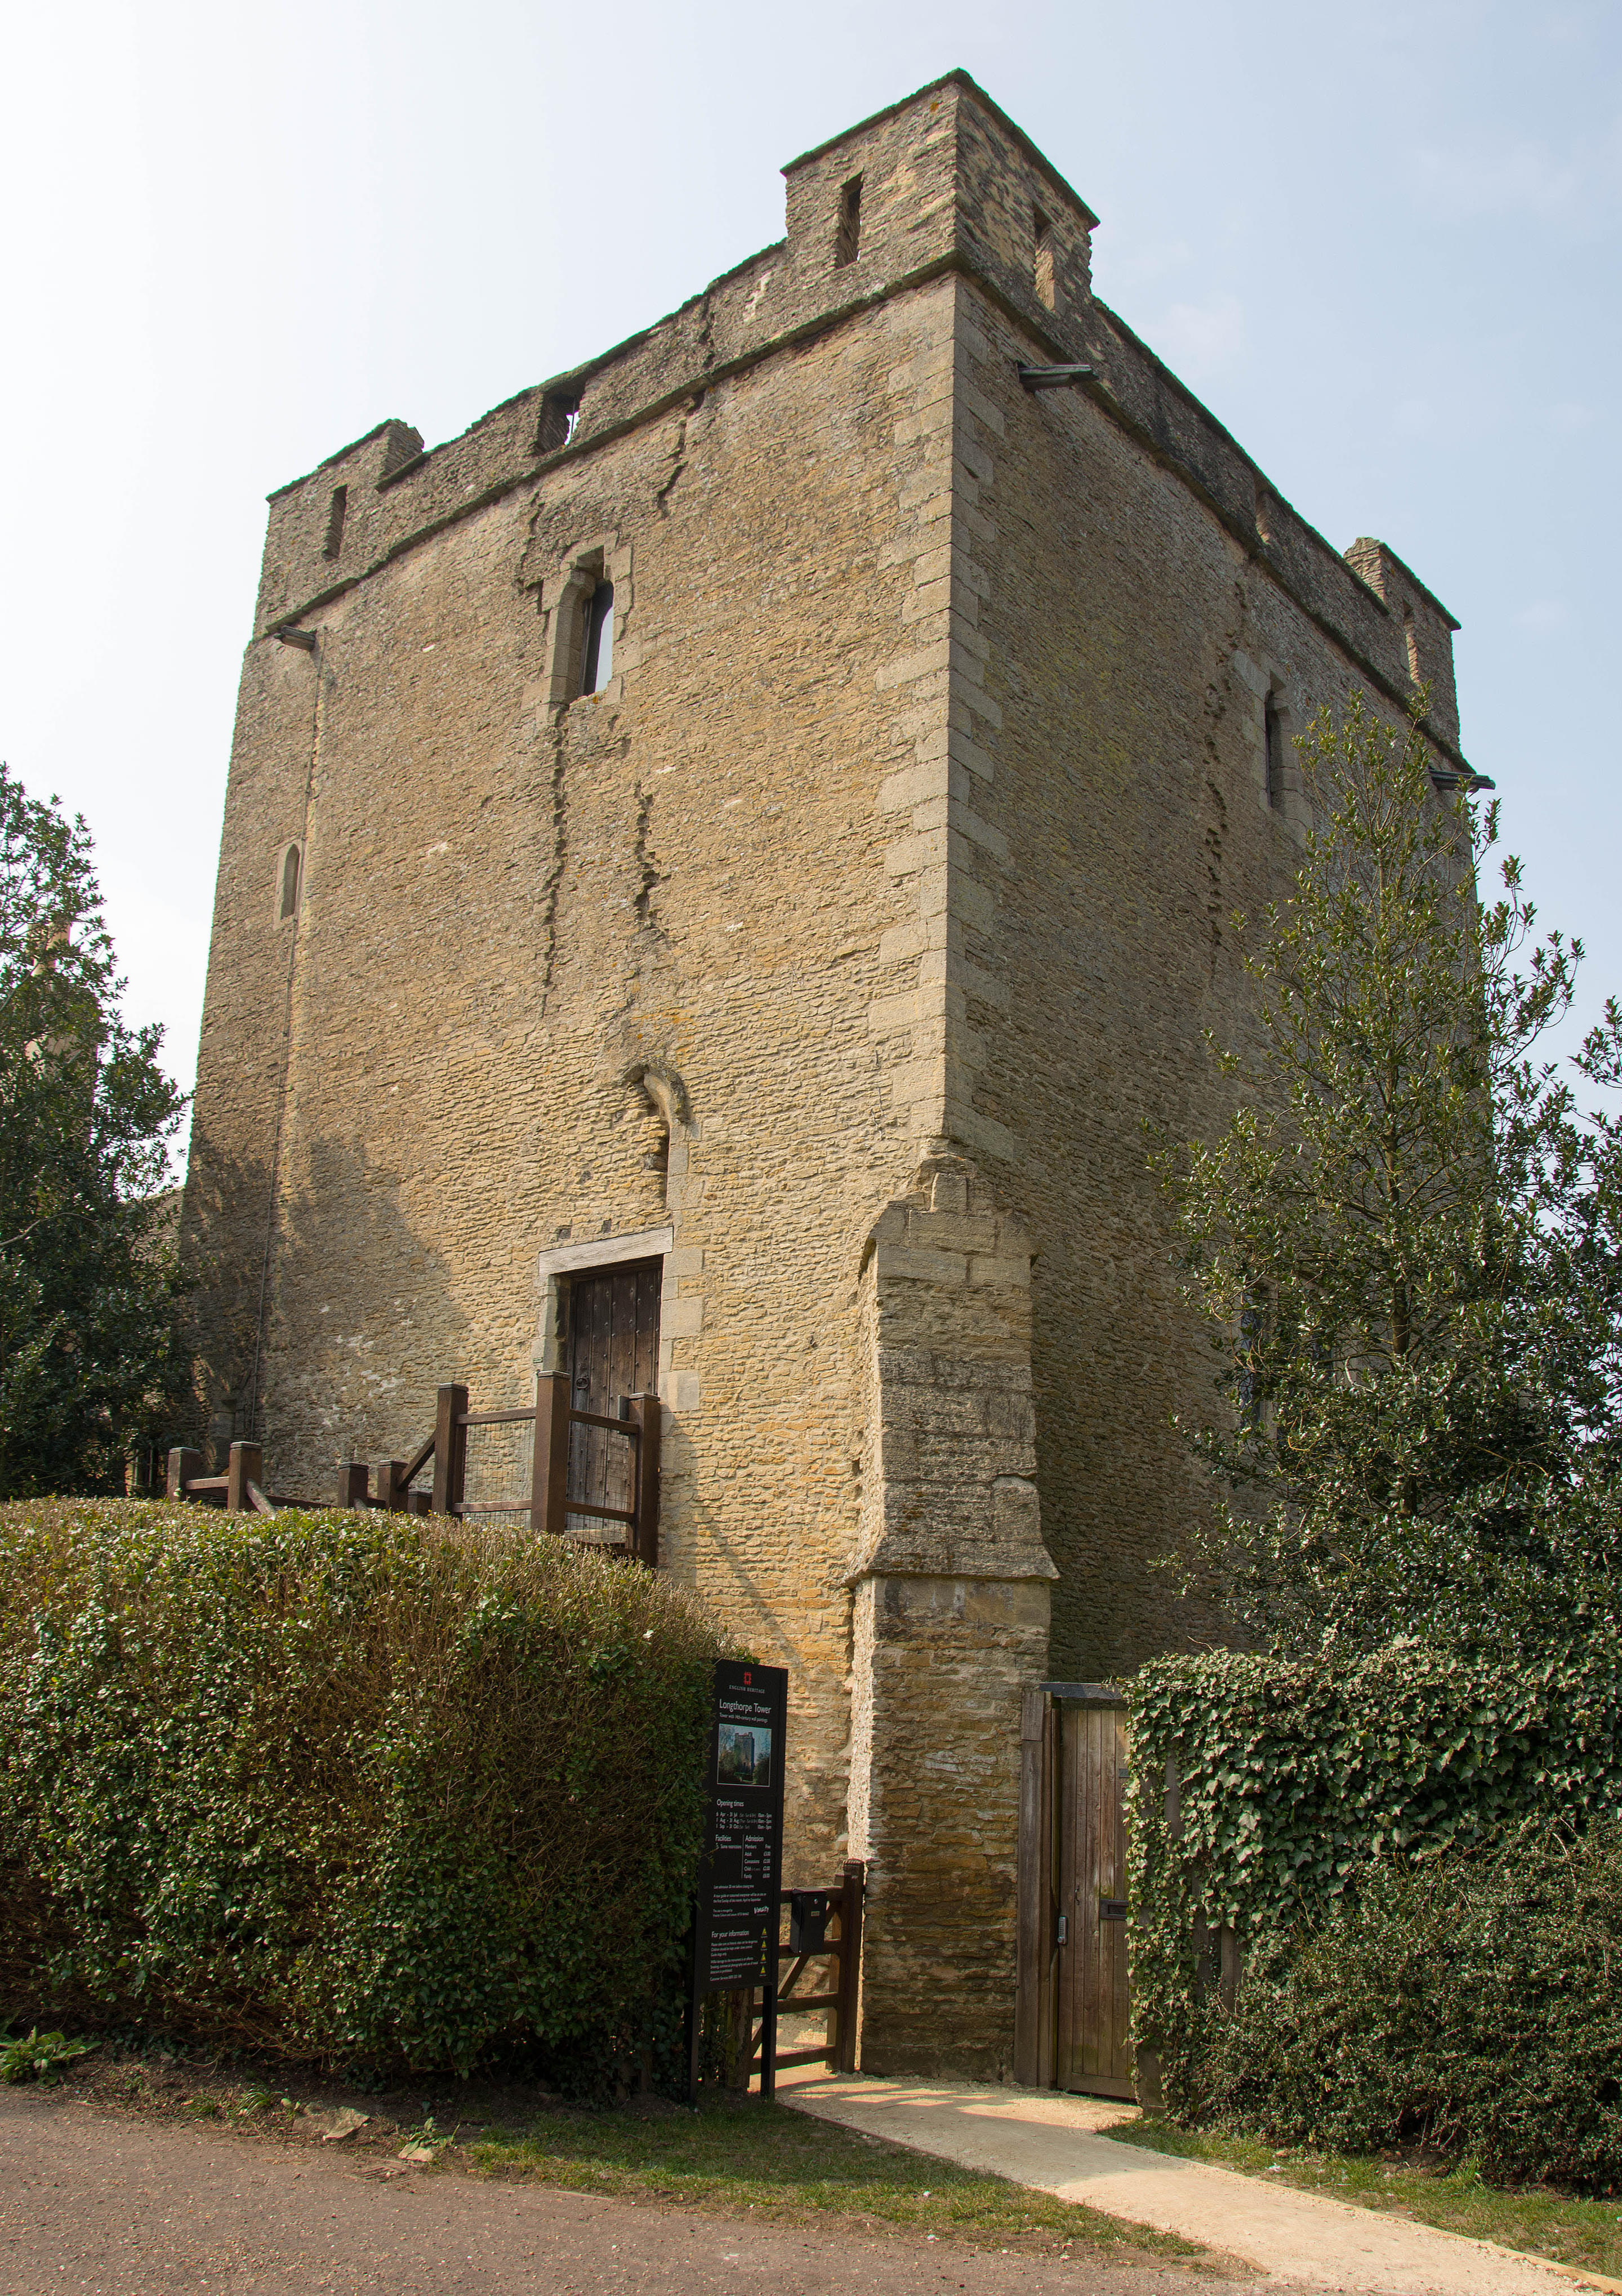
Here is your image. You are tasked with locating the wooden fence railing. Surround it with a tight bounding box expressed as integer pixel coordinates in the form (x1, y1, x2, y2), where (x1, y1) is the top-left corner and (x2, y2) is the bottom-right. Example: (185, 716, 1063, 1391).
(167, 1372, 660, 1566)
(166, 1441, 280, 1514)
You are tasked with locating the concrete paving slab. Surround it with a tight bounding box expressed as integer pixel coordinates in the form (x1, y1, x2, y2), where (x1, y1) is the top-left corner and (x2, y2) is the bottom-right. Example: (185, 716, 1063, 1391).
(778, 2068, 1619, 2296)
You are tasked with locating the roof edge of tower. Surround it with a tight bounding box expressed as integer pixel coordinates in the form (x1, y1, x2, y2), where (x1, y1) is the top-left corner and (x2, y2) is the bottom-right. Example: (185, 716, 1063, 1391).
(782, 69, 1101, 232)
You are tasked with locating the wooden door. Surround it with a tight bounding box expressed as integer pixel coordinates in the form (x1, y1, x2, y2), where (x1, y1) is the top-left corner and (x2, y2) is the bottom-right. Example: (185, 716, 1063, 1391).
(1056, 1695, 1134, 2097)
(566, 1260, 661, 1532)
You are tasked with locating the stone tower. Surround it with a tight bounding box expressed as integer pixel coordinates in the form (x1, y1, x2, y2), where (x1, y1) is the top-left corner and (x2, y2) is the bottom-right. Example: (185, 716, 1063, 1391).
(181, 72, 1468, 2074)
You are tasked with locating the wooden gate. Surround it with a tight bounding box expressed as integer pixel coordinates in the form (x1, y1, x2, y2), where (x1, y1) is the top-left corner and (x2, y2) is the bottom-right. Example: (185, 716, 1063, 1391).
(730, 1862, 866, 2096)
(1014, 1680, 1136, 2097)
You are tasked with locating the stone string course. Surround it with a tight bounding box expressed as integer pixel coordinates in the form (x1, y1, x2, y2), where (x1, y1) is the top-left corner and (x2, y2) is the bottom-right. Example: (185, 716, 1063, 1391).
(181, 70, 1468, 2078)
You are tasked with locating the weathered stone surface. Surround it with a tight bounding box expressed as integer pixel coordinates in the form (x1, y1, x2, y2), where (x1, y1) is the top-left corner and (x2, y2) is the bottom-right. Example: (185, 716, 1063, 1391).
(181, 69, 1466, 2077)
(847, 1568, 1053, 2078)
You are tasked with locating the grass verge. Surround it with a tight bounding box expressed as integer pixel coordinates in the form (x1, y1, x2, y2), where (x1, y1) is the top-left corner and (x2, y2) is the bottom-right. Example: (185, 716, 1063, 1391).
(1106, 2117, 1622, 2285)
(468, 2095, 1209, 2263)
(11, 2041, 1212, 2268)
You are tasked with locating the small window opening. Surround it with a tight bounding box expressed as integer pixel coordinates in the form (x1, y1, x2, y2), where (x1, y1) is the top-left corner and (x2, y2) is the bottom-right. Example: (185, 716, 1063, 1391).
(1033, 207, 1055, 310)
(279, 842, 302, 921)
(1264, 694, 1285, 812)
(1403, 607, 1423, 685)
(322, 485, 347, 560)
(834, 175, 863, 269)
(537, 391, 582, 455)
(581, 580, 614, 694)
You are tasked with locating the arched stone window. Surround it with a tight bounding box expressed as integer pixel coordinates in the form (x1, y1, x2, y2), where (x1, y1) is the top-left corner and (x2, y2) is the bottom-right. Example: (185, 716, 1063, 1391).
(278, 841, 302, 922)
(535, 536, 630, 712)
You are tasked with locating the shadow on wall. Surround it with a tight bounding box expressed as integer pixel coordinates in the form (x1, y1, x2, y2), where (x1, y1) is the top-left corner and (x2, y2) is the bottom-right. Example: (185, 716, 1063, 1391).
(177, 1126, 273, 1464)
(1029, 1256, 1222, 1682)
(180, 1129, 473, 1497)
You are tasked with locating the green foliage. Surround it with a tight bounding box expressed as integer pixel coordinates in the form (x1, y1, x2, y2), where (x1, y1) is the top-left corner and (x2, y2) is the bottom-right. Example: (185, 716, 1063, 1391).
(1125, 1646, 1622, 2123)
(0, 2025, 97, 2082)
(1207, 1827, 1622, 2191)
(0, 764, 188, 1497)
(0, 1499, 729, 2077)
(1156, 694, 1622, 1652)
(1142, 710, 1622, 2163)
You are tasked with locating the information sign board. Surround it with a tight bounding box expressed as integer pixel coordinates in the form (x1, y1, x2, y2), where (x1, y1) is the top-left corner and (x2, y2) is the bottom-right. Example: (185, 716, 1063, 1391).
(687, 1658, 787, 2097)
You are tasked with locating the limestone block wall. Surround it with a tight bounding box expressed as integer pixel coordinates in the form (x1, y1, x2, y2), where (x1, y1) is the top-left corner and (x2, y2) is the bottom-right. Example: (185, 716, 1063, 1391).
(847, 1158, 1055, 2076)
(183, 66, 1471, 2074)
(186, 255, 997, 1896)
(182, 632, 332, 1456)
(926, 265, 1465, 1677)
(850, 1570, 1050, 2076)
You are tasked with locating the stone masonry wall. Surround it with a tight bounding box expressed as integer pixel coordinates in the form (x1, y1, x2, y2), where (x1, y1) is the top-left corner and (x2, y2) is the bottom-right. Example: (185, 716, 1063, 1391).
(183, 69, 1468, 2072)
(928, 252, 1464, 1678)
(186, 271, 970, 1889)
(846, 1155, 1055, 2075)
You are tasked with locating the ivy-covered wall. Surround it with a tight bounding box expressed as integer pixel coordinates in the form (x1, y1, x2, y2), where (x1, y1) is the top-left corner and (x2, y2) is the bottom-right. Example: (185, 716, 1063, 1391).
(1125, 1644, 1622, 2114)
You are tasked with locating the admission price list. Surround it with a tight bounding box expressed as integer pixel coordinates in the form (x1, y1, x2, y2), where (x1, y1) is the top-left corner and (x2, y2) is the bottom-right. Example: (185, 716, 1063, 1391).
(703, 1798, 777, 1985)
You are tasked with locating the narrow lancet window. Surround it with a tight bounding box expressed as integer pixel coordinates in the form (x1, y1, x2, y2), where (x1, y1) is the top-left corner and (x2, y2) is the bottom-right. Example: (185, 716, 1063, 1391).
(1264, 694, 1285, 812)
(834, 175, 862, 268)
(1404, 607, 1423, 686)
(581, 581, 614, 694)
(323, 485, 347, 560)
(279, 842, 302, 920)
(1033, 207, 1055, 309)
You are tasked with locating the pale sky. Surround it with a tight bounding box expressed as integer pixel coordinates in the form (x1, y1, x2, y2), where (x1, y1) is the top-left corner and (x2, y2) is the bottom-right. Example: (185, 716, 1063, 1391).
(3, 0, 1616, 1143)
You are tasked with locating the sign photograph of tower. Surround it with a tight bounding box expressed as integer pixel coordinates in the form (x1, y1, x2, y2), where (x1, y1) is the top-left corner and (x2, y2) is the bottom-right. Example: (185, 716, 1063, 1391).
(180, 72, 1473, 2077)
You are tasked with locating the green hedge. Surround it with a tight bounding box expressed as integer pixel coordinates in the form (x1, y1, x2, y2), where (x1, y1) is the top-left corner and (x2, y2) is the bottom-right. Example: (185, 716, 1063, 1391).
(0, 1500, 729, 2076)
(1126, 1644, 1622, 2122)
(1209, 1826, 1622, 2190)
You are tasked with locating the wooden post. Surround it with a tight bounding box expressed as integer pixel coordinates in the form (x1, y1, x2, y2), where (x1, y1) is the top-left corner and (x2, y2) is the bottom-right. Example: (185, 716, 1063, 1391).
(431, 1383, 469, 1516)
(336, 1462, 369, 1509)
(226, 1442, 262, 1514)
(724, 1989, 752, 2091)
(832, 1858, 865, 2074)
(1040, 1693, 1058, 2087)
(628, 1391, 661, 1566)
(373, 1461, 405, 1512)
(529, 1371, 570, 1536)
(166, 1446, 202, 1501)
(1014, 1686, 1054, 2086)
